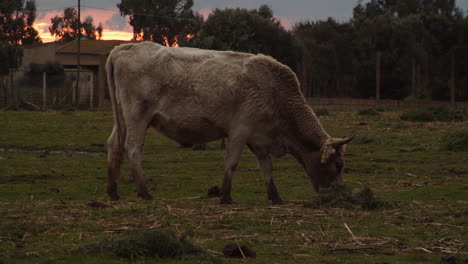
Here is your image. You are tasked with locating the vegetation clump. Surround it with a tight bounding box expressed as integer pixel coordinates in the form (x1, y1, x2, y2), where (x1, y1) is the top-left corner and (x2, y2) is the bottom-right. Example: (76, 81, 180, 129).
(441, 131, 468, 151)
(357, 108, 379, 116)
(86, 228, 204, 260)
(314, 108, 330, 116)
(400, 107, 467, 122)
(304, 185, 391, 210)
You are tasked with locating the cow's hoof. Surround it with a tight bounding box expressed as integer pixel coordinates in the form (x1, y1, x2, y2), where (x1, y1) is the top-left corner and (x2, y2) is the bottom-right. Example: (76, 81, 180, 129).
(108, 193, 120, 201)
(271, 199, 283, 205)
(138, 192, 154, 200)
(220, 197, 233, 204)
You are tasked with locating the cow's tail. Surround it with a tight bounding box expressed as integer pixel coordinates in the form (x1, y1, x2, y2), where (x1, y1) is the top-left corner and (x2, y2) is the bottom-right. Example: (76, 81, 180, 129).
(106, 51, 125, 161)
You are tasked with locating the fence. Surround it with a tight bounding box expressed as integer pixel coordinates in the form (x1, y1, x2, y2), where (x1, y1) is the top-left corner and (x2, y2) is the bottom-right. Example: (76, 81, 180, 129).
(1, 69, 467, 111)
(0, 69, 99, 110)
(307, 98, 468, 111)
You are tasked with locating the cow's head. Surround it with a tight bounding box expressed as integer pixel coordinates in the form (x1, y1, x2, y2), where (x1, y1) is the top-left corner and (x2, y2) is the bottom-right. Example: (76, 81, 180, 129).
(303, 136, 353, 191)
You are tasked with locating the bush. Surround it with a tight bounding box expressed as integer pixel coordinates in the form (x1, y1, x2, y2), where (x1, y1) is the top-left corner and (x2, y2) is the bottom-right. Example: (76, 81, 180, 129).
(314, 108, 330, 116)
(441, 131, 468, 151)
(400, 107, 467, 122)
(357, 108, 379, 116)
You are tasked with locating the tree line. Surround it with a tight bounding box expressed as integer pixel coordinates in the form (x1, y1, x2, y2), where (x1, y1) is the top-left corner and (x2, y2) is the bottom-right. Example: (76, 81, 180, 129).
(1, 0, 468, 100)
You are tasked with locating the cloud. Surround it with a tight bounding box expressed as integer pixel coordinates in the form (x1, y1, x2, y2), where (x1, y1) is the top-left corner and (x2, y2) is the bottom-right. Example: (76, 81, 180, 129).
(197, 8, 213, 20)
(105, 12, 130, 31)
(34, 6, 133, 42)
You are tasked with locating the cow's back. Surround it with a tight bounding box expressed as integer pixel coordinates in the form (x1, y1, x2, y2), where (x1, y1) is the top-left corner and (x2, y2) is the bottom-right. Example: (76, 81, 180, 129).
(109, 42, 257, 144)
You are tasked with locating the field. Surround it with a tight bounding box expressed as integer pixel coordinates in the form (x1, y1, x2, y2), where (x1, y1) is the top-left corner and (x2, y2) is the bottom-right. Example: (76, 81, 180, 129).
(0, 110, 467, 263)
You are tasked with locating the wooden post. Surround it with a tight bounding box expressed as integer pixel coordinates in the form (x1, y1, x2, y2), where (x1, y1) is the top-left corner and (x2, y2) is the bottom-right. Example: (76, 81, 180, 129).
(450, 51, 455, 106)
(411, 58, 416, 97)
(98, 55, 106, 109)
(72, 75, 76, 106)
(89, 73, 94, 109)
(376, 51, 381, 103)
(9, 69, 15, 104)
(42, 72, 47, 110)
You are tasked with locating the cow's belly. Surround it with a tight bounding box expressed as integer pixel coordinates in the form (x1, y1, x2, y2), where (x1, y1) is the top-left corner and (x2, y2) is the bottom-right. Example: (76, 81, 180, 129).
(150, 113, 226, 145)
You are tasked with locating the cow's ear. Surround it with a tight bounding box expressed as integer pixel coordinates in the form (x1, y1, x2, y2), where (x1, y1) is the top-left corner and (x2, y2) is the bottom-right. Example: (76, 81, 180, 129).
(320, 140, 336, 164)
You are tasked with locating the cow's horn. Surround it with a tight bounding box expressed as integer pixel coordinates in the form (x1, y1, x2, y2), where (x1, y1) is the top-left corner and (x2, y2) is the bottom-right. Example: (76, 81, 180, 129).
(333, 135, 354, 147)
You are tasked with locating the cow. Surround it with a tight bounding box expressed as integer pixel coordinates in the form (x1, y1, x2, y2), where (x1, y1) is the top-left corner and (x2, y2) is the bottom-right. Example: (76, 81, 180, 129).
(105, 42, 353, 204)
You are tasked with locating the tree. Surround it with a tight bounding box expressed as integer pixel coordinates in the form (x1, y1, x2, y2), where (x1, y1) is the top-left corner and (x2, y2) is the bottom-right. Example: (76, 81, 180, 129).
(117, 0, 202, 46)
(182, 5, 297, 67)
(49, 7, 103, 41)
(0, 0, 39, 88)
(0, 0, 41, 45)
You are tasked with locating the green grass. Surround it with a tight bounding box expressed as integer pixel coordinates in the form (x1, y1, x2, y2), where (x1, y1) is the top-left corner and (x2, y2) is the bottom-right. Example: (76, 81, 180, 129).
(0, 110, 467, 263)
(400, 107, 467, 122)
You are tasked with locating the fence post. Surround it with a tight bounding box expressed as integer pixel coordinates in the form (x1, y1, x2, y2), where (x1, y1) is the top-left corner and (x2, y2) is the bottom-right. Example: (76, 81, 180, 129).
(89, 73, 94, 109)
(450, 51, 455, 107)
(376, 51, 381, 105)
(9, 69, 15, 105)
(42, 72, 47, 110)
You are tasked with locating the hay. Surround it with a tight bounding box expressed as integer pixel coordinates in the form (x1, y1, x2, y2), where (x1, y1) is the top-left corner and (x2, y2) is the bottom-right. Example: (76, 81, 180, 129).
(304, 185, 392, 210)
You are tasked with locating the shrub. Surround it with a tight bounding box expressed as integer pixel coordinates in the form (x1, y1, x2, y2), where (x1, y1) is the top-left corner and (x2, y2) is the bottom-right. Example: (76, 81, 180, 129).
(357, 108, 379, 116)
(314, 108, 330, 116)
(400, 107, 467, 122)
(441, 131, 468, 151)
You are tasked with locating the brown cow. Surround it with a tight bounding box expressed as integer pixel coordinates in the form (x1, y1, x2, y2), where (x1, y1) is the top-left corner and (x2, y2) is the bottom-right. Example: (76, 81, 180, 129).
(106, 42, 352, 204)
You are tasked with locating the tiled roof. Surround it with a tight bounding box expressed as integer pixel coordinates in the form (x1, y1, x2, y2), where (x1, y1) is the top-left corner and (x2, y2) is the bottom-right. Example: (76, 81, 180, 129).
(56, 40, 135, 55)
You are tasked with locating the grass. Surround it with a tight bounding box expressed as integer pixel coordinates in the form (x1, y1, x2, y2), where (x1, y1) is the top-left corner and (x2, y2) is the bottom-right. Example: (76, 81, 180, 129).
(357, 108, 379, 116)
(441, 131, 468, 151)
(314, 108, 330, 116)
(400, 107, 467, 122)
(0, 110, 467, 263)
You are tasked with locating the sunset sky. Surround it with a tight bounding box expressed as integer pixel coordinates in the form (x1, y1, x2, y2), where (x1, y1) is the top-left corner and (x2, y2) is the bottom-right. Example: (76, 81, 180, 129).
(34, 0, 468, 43)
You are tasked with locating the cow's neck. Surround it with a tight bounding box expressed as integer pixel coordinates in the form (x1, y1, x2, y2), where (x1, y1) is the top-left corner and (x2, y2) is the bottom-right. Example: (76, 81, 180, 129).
(282, 97, 330, 150)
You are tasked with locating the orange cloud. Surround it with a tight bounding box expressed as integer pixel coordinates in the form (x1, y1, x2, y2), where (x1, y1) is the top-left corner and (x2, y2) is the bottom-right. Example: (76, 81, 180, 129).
(34, 8, 133, 42)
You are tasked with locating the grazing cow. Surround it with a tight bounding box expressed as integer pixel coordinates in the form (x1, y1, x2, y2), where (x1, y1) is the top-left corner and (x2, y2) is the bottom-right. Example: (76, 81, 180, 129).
(106, 42, 353, 204)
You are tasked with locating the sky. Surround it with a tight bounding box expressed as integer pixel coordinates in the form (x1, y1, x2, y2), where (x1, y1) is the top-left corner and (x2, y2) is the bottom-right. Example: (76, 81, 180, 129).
(34, 0, 468, 43)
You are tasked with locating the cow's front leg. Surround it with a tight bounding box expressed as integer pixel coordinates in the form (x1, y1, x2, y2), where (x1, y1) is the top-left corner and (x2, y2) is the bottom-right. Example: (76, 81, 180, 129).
(257, 155, 282, 204)
(220, 136, 246, 204)
(248, 144, 283, 204)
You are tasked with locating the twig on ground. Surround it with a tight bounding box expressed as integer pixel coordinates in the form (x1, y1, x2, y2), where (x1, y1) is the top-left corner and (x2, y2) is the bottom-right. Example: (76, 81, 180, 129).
(235, 239, 246, 259)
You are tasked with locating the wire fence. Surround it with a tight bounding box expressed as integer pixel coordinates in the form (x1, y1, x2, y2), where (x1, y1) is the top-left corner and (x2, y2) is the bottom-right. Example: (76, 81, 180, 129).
(0, 69, 99, 110)
(1, 67, 466, 112)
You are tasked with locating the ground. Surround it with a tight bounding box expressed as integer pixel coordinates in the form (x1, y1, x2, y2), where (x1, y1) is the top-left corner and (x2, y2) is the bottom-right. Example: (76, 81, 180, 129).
(0, 110, 467, 263)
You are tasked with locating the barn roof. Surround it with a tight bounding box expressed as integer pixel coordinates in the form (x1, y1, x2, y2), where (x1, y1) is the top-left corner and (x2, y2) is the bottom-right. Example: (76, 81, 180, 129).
(56, 40, 135, 55)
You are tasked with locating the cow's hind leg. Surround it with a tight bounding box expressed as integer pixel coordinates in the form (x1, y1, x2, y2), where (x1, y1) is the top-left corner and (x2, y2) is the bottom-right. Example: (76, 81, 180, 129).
(125, 119, 153, 200)
(248, 145, 283, 204)
(107, 126, 124, 200)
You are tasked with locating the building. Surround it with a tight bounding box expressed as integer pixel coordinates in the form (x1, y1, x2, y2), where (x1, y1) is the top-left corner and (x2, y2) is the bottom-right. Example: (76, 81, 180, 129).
(20, 40, 132, 109)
